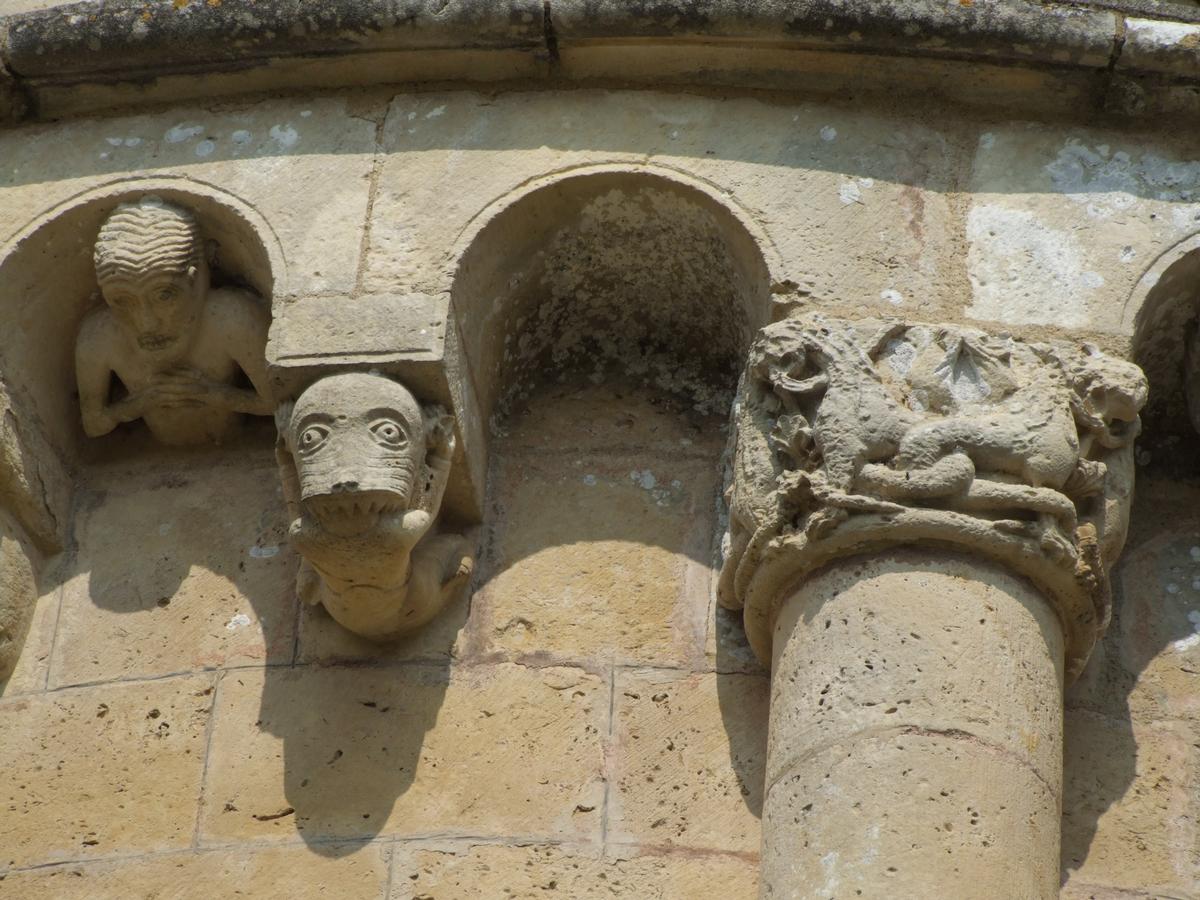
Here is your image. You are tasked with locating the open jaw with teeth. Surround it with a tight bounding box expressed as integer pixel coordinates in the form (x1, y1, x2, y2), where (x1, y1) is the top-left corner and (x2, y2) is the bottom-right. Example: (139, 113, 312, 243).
(305, 490, 407, 534)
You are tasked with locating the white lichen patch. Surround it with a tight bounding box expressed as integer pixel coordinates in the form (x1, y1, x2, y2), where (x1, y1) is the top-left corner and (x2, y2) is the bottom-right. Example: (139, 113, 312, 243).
(269, 124, 300, 149)
(164, 123, 203, 144)
(1045, 139, 1200, 220)
(965, 204, 1101, 328)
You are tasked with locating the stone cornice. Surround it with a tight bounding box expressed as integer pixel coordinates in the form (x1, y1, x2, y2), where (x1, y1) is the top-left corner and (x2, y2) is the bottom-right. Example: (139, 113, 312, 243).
(0, 0, 1197, 120)
(719, 315, 1147, 680)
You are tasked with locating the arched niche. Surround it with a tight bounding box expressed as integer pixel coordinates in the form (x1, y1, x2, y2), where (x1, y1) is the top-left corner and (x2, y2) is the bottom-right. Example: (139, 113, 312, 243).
(1126, 233, 1200, 449)
(0, 178, 284, 465)
(449, 165, 777, 423)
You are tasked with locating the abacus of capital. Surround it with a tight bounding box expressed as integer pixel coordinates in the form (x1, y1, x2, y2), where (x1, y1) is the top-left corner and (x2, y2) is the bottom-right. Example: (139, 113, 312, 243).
(720, 316, 1147, 898)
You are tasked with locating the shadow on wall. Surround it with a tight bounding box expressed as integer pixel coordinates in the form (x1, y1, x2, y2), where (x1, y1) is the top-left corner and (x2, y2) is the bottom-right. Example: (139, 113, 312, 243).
(452, 169, 776, 830)
(0, 168, 775, 857)
(1061, 246, 1200, 889)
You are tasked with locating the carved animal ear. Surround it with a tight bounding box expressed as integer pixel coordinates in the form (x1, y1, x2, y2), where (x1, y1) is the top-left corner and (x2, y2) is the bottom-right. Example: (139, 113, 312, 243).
(422, 404, 457, 456)
(274, 401, 296, 449)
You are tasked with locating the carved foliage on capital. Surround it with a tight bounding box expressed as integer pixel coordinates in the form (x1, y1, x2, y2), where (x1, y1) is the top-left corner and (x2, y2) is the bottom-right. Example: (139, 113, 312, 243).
(721, 316, 1147, 675)
(276, 372, 474, 641)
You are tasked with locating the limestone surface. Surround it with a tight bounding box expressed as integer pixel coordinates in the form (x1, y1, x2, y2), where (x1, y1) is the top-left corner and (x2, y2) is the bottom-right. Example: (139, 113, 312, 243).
(277, 372, 473, 641)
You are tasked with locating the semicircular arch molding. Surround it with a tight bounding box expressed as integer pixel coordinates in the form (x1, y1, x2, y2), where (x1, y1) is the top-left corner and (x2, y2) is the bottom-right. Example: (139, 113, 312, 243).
(0, 176, 283, 462)
(447, 163, 779, 425)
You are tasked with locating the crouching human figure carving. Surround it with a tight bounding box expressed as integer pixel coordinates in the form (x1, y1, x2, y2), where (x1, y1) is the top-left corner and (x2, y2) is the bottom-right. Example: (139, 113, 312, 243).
(721, 314, 1147, 677)
(75, 196, 273, 445)
(276, 372, 474, 640)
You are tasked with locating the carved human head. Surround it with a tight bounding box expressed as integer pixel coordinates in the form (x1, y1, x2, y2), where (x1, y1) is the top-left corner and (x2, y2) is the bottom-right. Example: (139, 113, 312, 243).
(285, 373, 428, 535)
(93, 196, 208, 356)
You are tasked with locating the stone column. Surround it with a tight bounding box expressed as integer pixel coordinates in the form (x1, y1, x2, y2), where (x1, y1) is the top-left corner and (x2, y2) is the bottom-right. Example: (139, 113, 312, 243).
(718, 316, 1147, 900)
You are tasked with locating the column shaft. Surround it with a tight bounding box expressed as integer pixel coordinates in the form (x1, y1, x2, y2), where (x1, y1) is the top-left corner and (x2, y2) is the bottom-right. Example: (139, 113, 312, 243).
(761, 551, 1065, 899)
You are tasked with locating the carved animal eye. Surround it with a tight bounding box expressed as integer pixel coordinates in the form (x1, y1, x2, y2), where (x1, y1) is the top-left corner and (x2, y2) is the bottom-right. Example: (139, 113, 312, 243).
(370, 420, 406, 447)
(298, 425, 330, 452)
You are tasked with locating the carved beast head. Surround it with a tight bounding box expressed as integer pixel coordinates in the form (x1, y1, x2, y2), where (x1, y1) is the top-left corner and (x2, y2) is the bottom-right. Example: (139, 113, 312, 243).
(281, 373, 428, 536)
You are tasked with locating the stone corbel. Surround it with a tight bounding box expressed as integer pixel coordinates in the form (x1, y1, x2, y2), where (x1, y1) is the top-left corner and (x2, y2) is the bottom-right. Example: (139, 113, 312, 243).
(721, 314, 1146, 678)
(275, 372, 475, 641)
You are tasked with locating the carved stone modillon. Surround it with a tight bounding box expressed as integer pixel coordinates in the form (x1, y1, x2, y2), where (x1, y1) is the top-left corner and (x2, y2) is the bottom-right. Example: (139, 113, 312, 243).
(276, 372, 474, 640)
(720, 314, 1148, 677)
(75, 196, 273, 445)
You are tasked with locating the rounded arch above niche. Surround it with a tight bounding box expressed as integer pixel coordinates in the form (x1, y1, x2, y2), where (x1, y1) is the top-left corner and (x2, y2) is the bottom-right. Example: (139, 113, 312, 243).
(0, 176, 285, 463)
(1123, 230, 1200, 439)
(448, 164, 779, 425)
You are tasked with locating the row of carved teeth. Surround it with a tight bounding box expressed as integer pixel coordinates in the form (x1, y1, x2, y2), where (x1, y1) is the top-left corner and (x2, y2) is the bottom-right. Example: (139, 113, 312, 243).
(322, 499, 402, 517)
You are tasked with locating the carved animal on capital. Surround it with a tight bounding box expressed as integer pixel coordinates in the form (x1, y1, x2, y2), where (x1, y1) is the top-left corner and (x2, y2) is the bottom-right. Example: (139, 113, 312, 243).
(276, 373, 473, 641)
(719, 318, 915, 608)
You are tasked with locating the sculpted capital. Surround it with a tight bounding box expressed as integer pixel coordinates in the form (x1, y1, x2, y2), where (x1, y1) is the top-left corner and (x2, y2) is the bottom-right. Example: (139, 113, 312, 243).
(720, 315, 1147, 677)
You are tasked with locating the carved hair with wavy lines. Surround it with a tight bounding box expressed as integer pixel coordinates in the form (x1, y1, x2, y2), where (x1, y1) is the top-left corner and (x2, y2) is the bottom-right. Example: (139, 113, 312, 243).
(93, 196, 202, 285)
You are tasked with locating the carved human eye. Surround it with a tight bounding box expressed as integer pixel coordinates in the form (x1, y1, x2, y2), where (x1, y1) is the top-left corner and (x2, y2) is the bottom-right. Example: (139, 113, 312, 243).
(369, 419, 407, 448)
(155, 287, 177, 303)
(298, 424, 330, 452)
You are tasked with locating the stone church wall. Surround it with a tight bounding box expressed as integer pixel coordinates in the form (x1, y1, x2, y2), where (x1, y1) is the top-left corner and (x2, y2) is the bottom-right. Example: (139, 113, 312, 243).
(0, 3, 1198, 896)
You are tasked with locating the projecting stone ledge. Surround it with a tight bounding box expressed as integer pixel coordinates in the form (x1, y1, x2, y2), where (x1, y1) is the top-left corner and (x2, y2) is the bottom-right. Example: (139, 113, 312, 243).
(0, 0, 1157, 120)
(719, 314, 1148, 681)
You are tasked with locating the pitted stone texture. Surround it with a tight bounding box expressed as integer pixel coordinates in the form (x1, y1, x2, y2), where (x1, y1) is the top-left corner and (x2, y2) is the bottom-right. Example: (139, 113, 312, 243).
(966, 122, 1200, 333)
(0, 571, 58, 695)
(768, 554, 1064, 793)
(295, 585, 470, 665)
(50, 456, 296, 687)
(0, 96, 376, 300)
(1061, 710, 1200, 896)
(368, 90, 961, 318)
(763, 553, 1064, 899)
(0, 509, 41, 683)
(473, 453, 716, 667)
(277, 372, 472, 642)
(198, 663, 605, 844)
(0, 674, 214, 869)
(77, 197, 273, 446)
(763, 734, 1061, 900)
(3, 842, 391, 899)
(608, 670, 768, 854)
(391, 843, 757, 899)
(1111, 499, 1200, 725)
(722, 314, 1145, 675)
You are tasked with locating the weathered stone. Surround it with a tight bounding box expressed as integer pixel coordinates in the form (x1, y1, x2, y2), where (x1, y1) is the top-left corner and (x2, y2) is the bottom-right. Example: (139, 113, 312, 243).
(0, 561, 58, 695)
(3, 842, 391, 899)
(77, 196, 273, 446)
(0, 673, 214, 868)
(1118, 18, 1200, 77)
(552, 0, 1118, 67)
(391, 842, 758, 899)
(763, 732, 1061, 898)
(1061, 710, 1200, 895)
(3, 0, 547, 79)
(276, 372, 473, 641)
(722, 314, 1146, 677)
(608, 670, 768, 854)
(0, 96, 376, 302)
(198, 663, 605, 843)
(965, 123, 1200, 335)
(0, 508, 41, 684)
(50, 455, 296, 687)
(764, 552, 1065, 898)
(472, 453, 717, 667)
